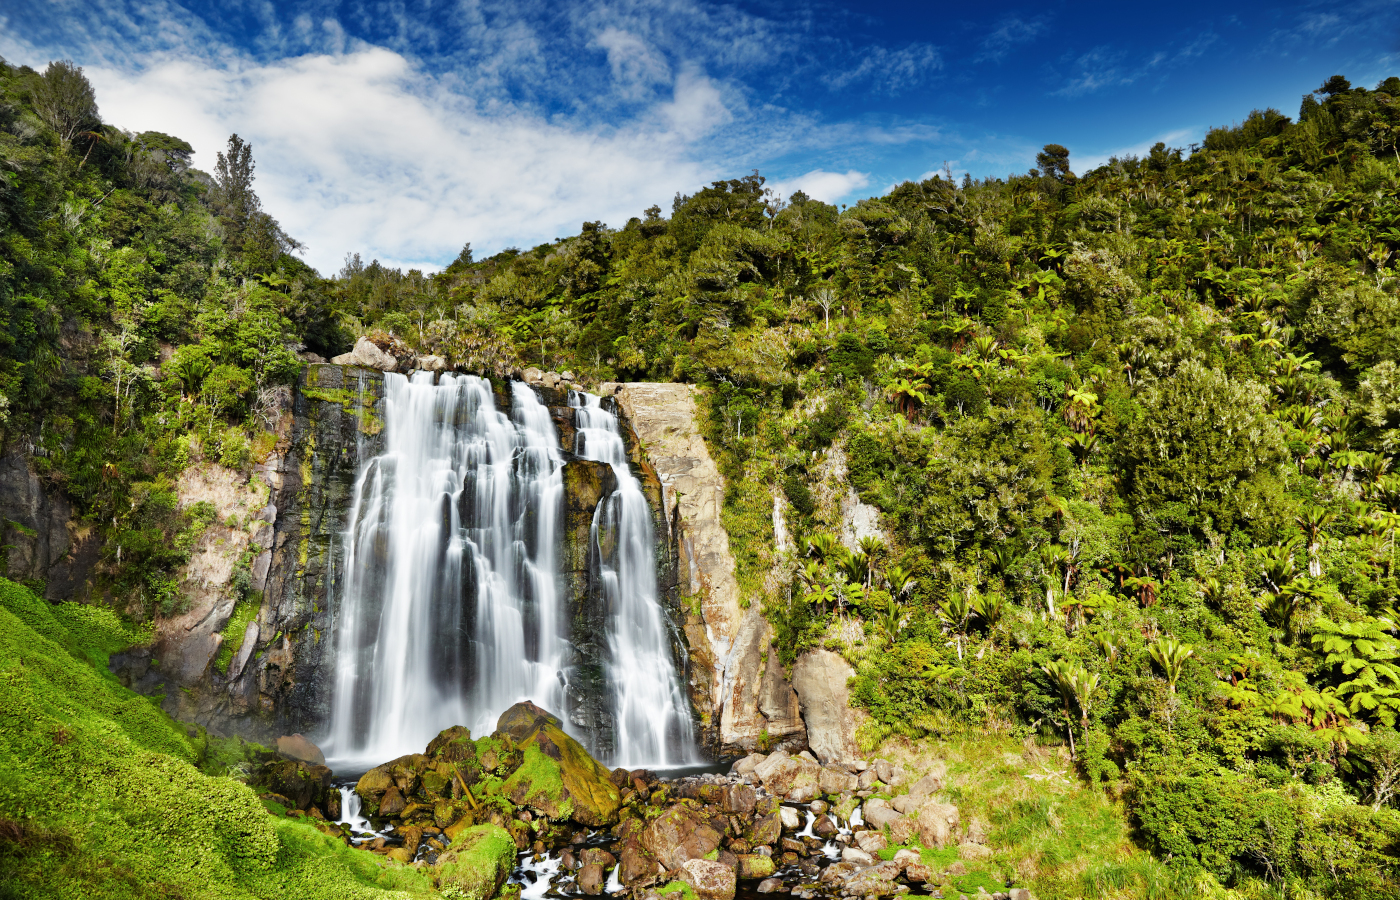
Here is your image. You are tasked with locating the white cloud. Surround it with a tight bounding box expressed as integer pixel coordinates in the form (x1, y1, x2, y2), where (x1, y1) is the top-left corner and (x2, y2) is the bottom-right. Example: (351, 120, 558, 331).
(768, 169, 870, 204)
(592, 26, 671, 98)
(83, 47, 722, 273)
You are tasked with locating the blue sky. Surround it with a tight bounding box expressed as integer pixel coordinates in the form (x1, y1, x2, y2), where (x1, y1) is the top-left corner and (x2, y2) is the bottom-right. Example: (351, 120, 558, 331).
(3, 1, 1398, 274)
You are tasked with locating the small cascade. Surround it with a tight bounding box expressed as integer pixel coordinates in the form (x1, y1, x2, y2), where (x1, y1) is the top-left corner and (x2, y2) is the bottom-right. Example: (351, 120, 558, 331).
(336, 786, 382, 841)
(571, 392, 697, 767)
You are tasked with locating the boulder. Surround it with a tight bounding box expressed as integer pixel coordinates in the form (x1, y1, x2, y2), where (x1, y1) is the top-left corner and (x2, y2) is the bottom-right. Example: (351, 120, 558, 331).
(861, 799, 903, 830)
(495, 702, 621, 826)
(732, 754, 766, 777)
(891, 795, 920, 815)
(888, 816, 918, 846)
(255, 758, 333, 813)
(790, 649, 861, 764)
(722, 783, 757, 816)
(813, 815, 837, 838)
(523, 367, 544, 385)
(435, 824, 516, 900)
(843, 861, 903, 894)
(680, 859, 737, 900)
(891, 849, 920, 867)
(820, 862, 859, 884)
(841, 847, 874, 866)
(854, 831, 887, 854)
(904, 864, 933, 884)
(737, 854, 775, 880)
(857, 770, 882, 791)
(916, 802, 961, 848)
(872, 760, 894, 784)
(417, 355, 448, 372)
(819, 767, 858, 795)
(579, 863, 605, 895)
(641, 803, 724, 871)
(620, 841, 660, 883)
(779, 806, 801, 831)
(908, 767, 946, 800)
(275, 733, 325, 767)
(331, 336, 397, 371)
(379, 785, 407, 817)
(958, 841, 993, 861)
(757, 877, 784, 893)
(752, 751, 821, 798)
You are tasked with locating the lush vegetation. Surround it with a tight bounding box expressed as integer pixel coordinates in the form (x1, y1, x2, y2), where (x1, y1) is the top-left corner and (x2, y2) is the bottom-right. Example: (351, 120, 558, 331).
(6, 50, 1400, 897)
(0, 577, 434, 898)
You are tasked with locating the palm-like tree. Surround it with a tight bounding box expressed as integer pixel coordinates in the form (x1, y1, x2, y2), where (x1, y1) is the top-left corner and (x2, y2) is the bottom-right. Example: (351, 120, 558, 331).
(1063, 430, 1100, 469)
(806, 533, 839, 561)
(888, 377, 928, 420)
(972, 592, 1006, 630)
(875, 593, 908, 646)
(1041, 660, 1100, 758)
(1148, 637, 1194, 693)
(1296, 505, 1336, 578)
(885, 564, 915, 599)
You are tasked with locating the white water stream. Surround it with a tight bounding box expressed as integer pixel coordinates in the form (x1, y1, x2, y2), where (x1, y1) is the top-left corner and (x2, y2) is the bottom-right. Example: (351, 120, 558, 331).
(571, 393, 697, 768)
(321, 373, 694, 770)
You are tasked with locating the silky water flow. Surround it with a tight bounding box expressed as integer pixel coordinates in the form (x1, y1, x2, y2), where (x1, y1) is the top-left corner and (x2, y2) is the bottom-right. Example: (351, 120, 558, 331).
(571, 391, 697, 768)
(322, 372, 694, 770)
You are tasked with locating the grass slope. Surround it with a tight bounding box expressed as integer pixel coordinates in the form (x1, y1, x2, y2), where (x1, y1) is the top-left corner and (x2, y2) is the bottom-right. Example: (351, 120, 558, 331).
(0, 578, 436, 900)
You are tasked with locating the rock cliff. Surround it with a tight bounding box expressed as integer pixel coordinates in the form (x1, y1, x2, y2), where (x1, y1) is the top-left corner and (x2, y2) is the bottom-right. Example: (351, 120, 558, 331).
(601, 382, 807, 758)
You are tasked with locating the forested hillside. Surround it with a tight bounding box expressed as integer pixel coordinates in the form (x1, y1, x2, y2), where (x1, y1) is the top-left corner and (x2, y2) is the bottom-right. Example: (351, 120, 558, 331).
(3, 53, 1400, 897)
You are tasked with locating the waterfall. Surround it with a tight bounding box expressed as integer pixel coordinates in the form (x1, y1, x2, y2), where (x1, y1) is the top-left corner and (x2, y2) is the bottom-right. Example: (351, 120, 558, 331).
(323, 373, 567, 771)
(571, 392, 697, 767)
(322, 372, 695, 771)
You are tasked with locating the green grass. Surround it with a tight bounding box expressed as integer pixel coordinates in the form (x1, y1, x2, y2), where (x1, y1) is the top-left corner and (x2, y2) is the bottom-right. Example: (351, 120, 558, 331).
(867, 732, 1198, 900)
(0, 577, 436, 899)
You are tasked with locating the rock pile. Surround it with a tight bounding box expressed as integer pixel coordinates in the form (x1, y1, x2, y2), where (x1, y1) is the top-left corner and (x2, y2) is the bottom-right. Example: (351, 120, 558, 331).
(250, 706, 1028, 900)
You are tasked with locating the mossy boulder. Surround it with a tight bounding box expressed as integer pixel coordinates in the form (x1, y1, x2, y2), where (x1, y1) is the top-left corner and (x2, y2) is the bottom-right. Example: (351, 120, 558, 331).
(435, 823, 517, 900)
(494, 701, 621, 827)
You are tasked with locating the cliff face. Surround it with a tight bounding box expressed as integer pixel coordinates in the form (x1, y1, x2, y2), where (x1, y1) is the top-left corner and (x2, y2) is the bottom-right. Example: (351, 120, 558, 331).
(113, 363, 386, 741)
(602, 382, 807, 758)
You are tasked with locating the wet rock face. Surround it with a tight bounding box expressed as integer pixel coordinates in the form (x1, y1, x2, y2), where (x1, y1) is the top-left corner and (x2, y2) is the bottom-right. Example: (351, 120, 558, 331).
(603, 382, 806, 758)
(0, 446, 97, 601)
(205, 364, 385, 741)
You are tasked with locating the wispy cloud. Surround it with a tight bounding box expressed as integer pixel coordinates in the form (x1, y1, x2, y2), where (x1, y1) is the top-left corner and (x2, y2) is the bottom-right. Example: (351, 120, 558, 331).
(1052, 30, 1218, 98)
(976, 15, 1048, 64)
(825, 43, 942, 93)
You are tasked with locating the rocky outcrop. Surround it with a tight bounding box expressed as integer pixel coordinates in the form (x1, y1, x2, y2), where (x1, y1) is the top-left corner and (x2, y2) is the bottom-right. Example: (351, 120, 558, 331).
(601, 382, 806, 758)
(791, 649, 862, 764)
(0, 446, 99, 601)
(117, 364, 387, 741)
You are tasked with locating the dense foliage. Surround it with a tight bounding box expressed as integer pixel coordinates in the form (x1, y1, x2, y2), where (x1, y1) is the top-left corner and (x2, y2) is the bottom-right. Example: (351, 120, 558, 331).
(6, 52, 1400, 896)
(0, 578, 435, 898)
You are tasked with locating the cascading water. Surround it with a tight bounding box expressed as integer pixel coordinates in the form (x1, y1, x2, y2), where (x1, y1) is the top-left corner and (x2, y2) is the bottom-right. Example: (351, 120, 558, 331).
(323, 373, 568, 771)
(322, 372, 696, 771)
(571, 392, 697, 767)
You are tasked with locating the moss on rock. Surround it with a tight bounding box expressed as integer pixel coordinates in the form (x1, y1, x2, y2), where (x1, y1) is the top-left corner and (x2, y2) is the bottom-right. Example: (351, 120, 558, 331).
(435, 823, 516, 900)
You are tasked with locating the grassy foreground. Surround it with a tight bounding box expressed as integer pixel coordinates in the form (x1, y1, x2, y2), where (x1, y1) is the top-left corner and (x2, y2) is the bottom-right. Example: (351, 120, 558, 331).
(0, 577, 435, 900)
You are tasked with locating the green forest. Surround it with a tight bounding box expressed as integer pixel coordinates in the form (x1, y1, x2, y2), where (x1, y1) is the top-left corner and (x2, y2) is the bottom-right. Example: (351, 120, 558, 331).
(3, 52, 1400, 898)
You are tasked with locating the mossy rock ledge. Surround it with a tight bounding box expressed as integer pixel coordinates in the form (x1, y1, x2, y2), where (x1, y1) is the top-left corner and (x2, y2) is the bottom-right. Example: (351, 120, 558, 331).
(349, 701, 623, 888)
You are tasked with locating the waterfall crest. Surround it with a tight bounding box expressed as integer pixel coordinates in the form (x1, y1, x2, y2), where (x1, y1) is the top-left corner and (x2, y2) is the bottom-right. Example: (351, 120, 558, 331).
(322, 373, 695, 771)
